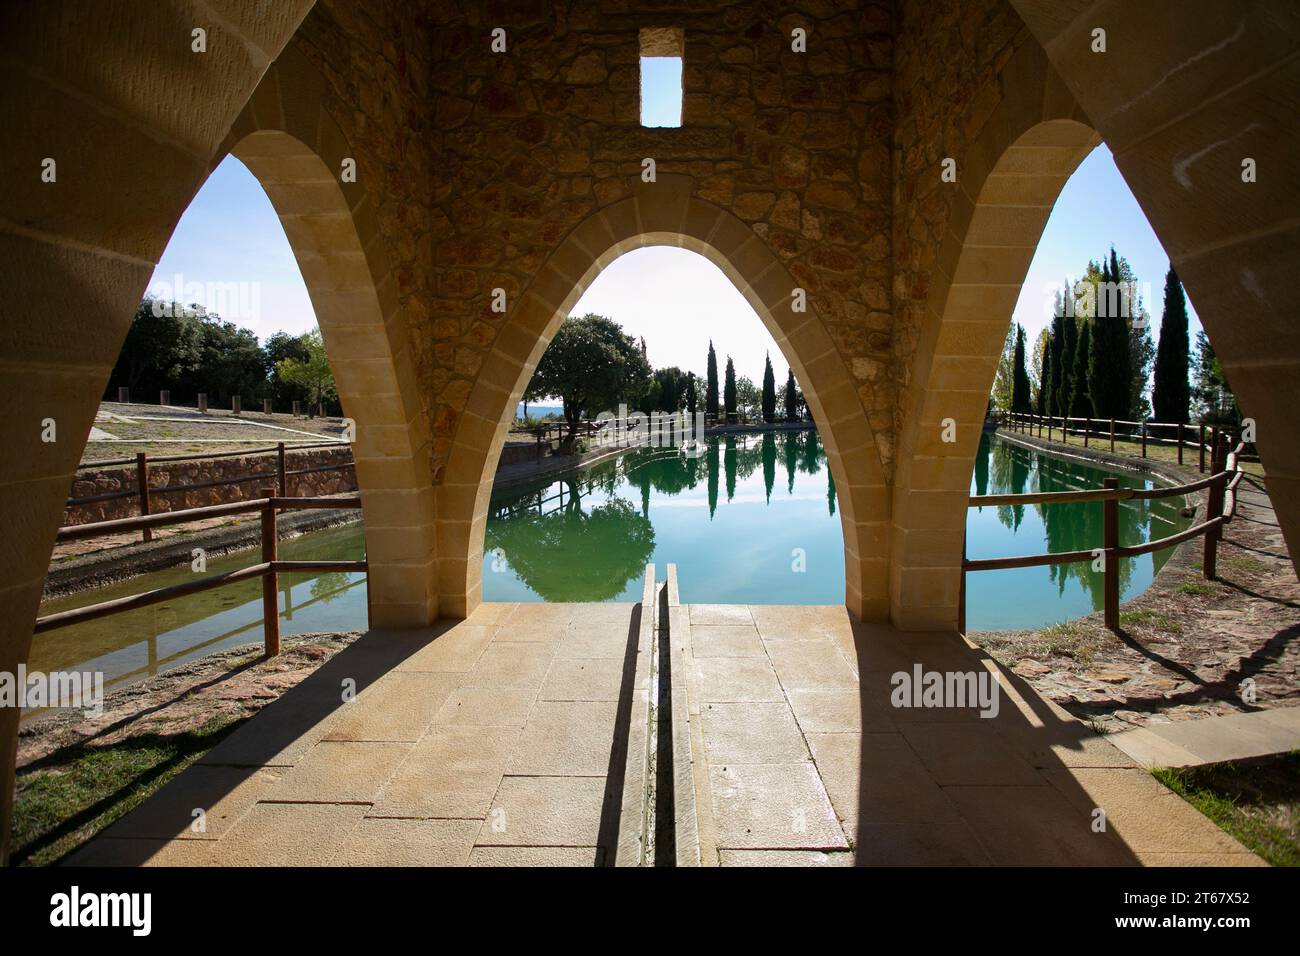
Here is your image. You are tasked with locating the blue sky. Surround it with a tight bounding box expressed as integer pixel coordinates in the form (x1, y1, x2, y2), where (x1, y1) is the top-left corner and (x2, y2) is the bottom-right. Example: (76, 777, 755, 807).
(640, 56, 683, 127)
(1012, 144, 1200, 346)
(151, 116, 1193, 392)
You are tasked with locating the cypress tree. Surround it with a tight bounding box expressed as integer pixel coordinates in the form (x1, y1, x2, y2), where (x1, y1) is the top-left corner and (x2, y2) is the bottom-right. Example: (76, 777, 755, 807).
(783, 368, 797, 421)
(1057, 311, 1077, 420)
(1069, 321, 1091, 417)
(1049, 285, 1068, 420)
(1038, 356, 1051, 417)
(761, 353, 777, 423)
(706, 341, 719, 417)
(1088, 248, 1132, 420)
(685, 371, 697, 416)
(723, 356, 737, 420)
(1152, 267, 1190, 423)
(1011, 324, 1032, 413)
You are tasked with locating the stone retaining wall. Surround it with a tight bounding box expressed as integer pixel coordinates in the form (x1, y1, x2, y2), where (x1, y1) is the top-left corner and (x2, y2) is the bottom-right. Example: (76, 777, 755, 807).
(65, 448, 357, 525)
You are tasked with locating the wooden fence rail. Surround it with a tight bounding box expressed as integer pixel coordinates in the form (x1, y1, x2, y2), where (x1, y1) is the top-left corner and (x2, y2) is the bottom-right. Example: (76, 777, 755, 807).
(1002, 412, 1258, 471)
(959, 434, 1246, 634)
(37, 491, 368, 657)
(68, 440, 355, 542)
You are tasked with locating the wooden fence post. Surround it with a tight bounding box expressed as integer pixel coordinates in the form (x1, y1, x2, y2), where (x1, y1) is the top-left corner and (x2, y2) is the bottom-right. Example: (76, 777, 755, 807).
(136, 452, 152, 543)
(1177, 422, 1184, 466)
(261, 486, 280, 656)
(1140, 421, 1147, 458)
(277, 442, 287, 497)
(1203, 439, 1226, 580)
(1198, 424, 1206, 473)
(1083, 417, 1090, 448)
(1110, 418, 1116, 454)
(1103, 477, 1119, 633)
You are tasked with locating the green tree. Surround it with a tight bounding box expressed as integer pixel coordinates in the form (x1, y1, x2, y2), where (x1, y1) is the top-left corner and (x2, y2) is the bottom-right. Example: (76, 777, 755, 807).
(1048, 286, 1068, 419)
(1030, 327, 1050, 414)
(1011, 324, 1033, 414)
(734, 374, 759, 419)
(723, 356, 737, 420)
(275, 328, 337, 416)
(761, 353, 777, 423)
(706, 341, 720, 417)
(528, 313, 651, 444)
(264, 330, 311, 410)
(685, 371, 698, 416)
(1152, 267, 1190, 423)
(1192, 330, 1240, 425)
(107, 297, 201, 398)
(783, 368, 798, 421)
(652, 366, 687, 413)
(992, 324, 1016, 413)
(1068, 321, 1091, 418)
(1057, 311, 1077, 420)
(1087, 250, 1132, 420)
(188, 307, 269, 406)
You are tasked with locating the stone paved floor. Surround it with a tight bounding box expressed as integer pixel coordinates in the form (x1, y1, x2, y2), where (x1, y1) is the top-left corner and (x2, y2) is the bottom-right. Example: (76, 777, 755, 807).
(680, 605, 1265, 866)
(67, 601, 649, 866)
(67, 601, 1264, 867)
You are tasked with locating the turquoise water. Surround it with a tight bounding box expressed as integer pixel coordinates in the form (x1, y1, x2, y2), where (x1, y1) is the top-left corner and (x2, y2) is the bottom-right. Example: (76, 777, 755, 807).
(484, 431, 842, 605)
(483, 430, 1191, 628)
(32, 430, 1189, 697)
(965, 433, 1190, 629)
(31, 524, 367, 700)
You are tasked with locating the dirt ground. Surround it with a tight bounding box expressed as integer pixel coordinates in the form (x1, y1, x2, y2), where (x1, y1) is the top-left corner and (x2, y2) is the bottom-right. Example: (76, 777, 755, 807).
(17, 632, 361, 770)
(84, 401, 348, 461)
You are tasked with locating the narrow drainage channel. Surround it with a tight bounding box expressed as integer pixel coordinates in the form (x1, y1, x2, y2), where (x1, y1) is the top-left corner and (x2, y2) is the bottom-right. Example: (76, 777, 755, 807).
(653, 580, 675, 866)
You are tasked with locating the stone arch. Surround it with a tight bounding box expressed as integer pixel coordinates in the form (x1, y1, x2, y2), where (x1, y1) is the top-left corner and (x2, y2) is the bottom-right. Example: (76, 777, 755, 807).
(0, 0, 316, 865)
(217, 46, 437, 627)
(890, 42, 1099, 630)
(1010, 0, 1300, 577)
(437, 175, 889, 621)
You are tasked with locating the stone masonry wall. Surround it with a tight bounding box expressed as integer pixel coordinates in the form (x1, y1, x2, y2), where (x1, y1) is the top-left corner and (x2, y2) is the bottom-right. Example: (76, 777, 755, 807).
(890, 0, 1030, 434)
(65, 448, 358, 524)
(284, 0, 1040, 486)
(406, 0, 898, 478)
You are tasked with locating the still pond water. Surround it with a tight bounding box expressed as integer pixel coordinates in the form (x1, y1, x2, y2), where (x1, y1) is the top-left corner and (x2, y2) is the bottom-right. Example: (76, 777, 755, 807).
(33, 431, 1189, 699)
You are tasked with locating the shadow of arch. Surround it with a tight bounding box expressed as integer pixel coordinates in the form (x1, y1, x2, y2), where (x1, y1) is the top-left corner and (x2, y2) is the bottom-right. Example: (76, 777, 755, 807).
(216, 46, 437, 627)
(438, 176, 889, 620)
(891, 42, 1100, 630)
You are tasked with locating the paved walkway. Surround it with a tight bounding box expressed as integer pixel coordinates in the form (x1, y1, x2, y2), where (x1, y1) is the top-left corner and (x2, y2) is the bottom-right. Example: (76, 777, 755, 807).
(68, 592, 1264, 867)
(677, 603, 1261, 866)
(1109, 707, 1300, 768)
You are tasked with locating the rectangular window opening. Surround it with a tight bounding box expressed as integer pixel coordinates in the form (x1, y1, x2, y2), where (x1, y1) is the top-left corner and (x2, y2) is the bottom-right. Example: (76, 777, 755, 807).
(639, 27, 684, 128)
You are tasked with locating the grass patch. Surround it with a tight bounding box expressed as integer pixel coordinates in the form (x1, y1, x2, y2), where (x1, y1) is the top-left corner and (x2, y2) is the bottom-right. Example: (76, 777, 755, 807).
(1154, 752, 1300, 867)
(1022, 621, 1103, 666)
(12, 712, 245, 867)
(1226, 556, 1267, 575)
(1120, 608, 1181, 632)
(1175, 580, 1216, 596)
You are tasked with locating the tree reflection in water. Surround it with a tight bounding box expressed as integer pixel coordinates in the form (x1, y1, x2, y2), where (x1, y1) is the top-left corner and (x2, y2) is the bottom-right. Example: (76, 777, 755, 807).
(486, 430, 827, 602)
(974, 433, 1189, 614)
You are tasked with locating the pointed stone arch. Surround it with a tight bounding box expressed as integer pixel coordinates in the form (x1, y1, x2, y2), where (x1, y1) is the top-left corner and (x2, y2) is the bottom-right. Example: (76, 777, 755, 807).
(216, 45, 437, 627)
(437, 175, 890, 621)
(891, 42, 1099, 630)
